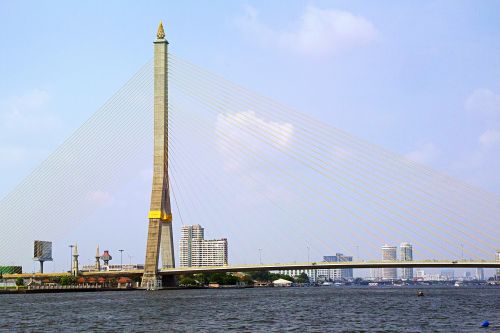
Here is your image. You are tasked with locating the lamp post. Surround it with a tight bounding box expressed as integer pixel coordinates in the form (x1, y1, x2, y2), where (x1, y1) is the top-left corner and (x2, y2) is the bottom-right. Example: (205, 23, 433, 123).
(68, 245, 74, 273)
(119, 249, 124, 270)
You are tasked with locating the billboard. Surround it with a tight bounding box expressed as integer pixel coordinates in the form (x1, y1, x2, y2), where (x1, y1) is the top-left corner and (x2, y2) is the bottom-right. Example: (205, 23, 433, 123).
(33, 240, 53, 261)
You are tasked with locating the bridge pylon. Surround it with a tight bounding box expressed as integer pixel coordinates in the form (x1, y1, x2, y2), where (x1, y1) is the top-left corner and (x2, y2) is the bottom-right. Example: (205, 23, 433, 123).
(141, 21, 175, 290)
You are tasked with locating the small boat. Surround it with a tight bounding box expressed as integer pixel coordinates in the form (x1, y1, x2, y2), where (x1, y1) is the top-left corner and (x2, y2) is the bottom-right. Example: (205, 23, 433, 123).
(321, 282, 333, 286)
(368, 282, 378, 287)
(417, 291, 424, 297)
(454, 281, 463, 287)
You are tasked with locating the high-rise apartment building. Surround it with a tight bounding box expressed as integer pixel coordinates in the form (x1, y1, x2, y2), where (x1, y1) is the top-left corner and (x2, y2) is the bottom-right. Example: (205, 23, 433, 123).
(321, 253, 354, 281)
(179, 224, 228, 267)
(496, 250, 500, 280)
(276, 253, 353, 283)
(276, 269, 318, 283)
(382, 244, 397, 280)
(400, 242, 413, 280)
(475, 268, 484, 281)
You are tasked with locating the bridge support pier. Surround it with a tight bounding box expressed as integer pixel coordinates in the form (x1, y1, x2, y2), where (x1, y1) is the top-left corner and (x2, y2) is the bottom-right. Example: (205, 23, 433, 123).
(141, 273, 163, 290)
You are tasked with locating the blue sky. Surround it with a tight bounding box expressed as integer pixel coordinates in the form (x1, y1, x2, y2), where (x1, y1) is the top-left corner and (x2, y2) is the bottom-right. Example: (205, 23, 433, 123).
(1, 1, 499, 272)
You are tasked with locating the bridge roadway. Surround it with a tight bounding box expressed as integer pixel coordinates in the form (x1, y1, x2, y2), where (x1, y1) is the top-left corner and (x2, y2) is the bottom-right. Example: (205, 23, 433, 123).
(3, 260, 500, 279)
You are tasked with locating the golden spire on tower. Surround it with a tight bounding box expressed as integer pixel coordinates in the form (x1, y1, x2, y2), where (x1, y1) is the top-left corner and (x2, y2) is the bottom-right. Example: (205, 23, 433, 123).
(157, 21, 165, 39)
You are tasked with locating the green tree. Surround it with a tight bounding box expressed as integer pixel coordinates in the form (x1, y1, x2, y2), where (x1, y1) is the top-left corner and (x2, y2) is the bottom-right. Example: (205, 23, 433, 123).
(108, 278, 117, 287)
(249, 270, 272, 281)
(194, 273, 211, 285)
(179, 276, 198, 286)
(222, 274, 240, 285)
(15, 277, 24, 287)
(208, 273, 226, 284)
(60, 276, 76, 286)
(240, 274, 255, 286)
(50, 277, 61, 284)
(295, 272, 309, 284)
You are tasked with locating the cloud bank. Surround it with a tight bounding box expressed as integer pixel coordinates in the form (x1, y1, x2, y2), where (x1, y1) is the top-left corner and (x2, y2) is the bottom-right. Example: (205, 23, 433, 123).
(479, 129, 500, 147)
(215, 110, 294, 170)
(465, 89, 500, 118)
(405, 142, 440, 165)
(236, 5, 378, 57)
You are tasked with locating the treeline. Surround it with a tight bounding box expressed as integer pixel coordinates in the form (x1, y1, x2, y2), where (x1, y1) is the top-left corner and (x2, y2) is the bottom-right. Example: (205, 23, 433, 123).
(179, 271, 310, 286)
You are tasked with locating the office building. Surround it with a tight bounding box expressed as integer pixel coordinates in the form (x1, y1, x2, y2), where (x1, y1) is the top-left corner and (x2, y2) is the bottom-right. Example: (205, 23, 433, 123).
(275, 269, 318, 283)
(400, 242, 413, 280)
(179, 224, 228, 267)
(322, 253, 354, 281)
(475, 268, 484, 281)
(382, 244, 397, 280)
(371, 268, 383, 281)
(496, 250, 500, 280)
(440, 270, 455, 280)
(277, 253, 354, 283)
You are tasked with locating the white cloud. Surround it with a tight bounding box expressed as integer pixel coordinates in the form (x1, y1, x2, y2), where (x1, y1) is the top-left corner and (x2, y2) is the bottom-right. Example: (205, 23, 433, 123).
(465, 89, 500, 118)
(215, 110, 294, 170)
(405, 142, 440, 165)
(479, 129, 500, 147)
(0, 145, 28, 165)
(330, 145, 354, 161)
(236, 5, 378, 57)
(0, 89, 61, 133)
(86, 190, 114, 206)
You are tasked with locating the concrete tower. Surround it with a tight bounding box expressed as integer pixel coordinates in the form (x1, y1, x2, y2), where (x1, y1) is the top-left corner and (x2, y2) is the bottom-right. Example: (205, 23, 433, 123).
(381, 244, 397, 280)
(95, 245, 101, 271)
(400, 242, 413, 280)
(496, 250, 500, 280)
(142, 21, 175, 289)
(72, 244, 79, 276)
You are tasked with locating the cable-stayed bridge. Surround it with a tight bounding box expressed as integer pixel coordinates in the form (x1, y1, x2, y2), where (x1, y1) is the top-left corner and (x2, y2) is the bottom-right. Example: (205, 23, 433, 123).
(0, 23, 499, 287)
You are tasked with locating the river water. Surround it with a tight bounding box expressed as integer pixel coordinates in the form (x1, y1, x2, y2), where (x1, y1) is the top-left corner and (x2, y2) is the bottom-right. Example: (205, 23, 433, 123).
(0, 286, 499, 332)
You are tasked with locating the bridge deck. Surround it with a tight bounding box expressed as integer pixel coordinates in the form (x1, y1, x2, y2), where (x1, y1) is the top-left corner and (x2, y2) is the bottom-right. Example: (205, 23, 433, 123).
(3, 261, 499, 279)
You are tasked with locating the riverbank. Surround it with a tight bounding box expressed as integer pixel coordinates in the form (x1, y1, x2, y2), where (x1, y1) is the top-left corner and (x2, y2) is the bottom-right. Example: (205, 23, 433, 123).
(0, 287, 136, 294)
(0, 284, 256, 294)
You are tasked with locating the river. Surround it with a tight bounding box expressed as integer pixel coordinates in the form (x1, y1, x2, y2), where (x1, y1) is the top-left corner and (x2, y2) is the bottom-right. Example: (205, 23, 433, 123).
(0, 286, 498, 332)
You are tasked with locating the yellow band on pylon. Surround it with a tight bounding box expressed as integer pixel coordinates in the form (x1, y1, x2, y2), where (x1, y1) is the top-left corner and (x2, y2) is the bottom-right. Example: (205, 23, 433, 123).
(148, 210, 172, 221)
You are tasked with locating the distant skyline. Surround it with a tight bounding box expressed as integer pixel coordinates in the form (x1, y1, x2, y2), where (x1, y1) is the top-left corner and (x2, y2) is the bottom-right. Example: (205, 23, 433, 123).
(1, 1, 499, 271)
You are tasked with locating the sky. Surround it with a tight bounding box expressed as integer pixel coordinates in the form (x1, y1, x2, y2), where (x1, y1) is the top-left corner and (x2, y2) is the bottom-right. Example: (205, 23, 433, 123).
(1, 1, 499, 274)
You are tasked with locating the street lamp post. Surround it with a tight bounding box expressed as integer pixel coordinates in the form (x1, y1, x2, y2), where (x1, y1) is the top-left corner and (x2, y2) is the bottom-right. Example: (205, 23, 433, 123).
(68, 245, 74, 273)
(119, 249, 124, 270)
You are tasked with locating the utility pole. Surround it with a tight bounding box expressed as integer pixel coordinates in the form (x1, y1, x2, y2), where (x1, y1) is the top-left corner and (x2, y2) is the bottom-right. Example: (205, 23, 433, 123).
(119, 249, 124, 270)
(68, 245, 74, 273)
